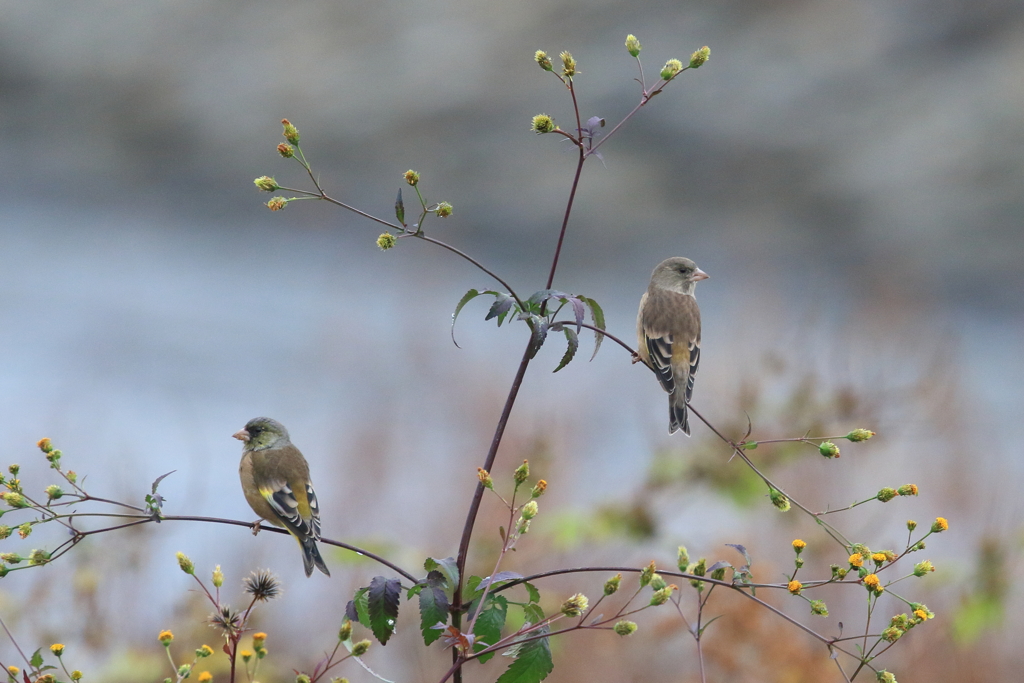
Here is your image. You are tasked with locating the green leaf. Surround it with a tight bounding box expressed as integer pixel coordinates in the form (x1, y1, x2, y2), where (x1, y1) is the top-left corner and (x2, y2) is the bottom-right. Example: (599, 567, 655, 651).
(346, 587, 371, 629)
(580, 296, 606, 360)
(552, 326, 578, 372)
(496, 625, 553, 683)
(522, 602, 545, 624)
(524, 581, 541, 604)
(30, 648, 43, 668)
(698, 614, 724, 636)
(419, 571, 450, 645)
(367, 576, 401, 645)
(466, 575, 484, 595)
(395, 188, 405, 224)
(472, 594, 508, 663)
(451, 289, 483, 348)
(523, 315, 548, 358)
(486, 294, 516, 325)
(424, 556, 459, 594)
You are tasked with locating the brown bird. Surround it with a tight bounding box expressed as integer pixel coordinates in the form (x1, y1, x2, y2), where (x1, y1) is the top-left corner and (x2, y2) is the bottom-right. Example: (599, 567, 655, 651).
(234, 417, 330, 577)
(636, 257, 708, 435)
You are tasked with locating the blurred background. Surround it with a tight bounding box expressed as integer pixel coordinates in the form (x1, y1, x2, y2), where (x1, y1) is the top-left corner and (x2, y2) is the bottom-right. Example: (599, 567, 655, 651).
(1, 0, 1022, 681)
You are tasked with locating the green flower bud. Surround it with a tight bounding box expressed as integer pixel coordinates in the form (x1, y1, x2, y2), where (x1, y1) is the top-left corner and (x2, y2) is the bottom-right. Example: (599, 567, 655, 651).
(845, 428, 875, 442)
(603, 573, 621, 595)
(677, 546, 689, 571)
(559, 51, 576, 78)
(560, 593, 589, 617)
(881, 626, 903, 642)
(254, 176, 279, 192)
(534, 51, 553, 71)
(877, 487, 897, 502)
(639, 561, 656, 587)
(913, 560, 935, 577)
(613, 620, 637, 636)
(660, 59, 683, 80)
(819, 441, 840, 458)
(689, 46, 710, 68)
(769, 488, 791, 512)
(176, 552, 195, 575)
(281, 119, 300, 145)
(530, 114, 556, 134)
(377, 233, 396, 250)
(625, 34, 641, 57)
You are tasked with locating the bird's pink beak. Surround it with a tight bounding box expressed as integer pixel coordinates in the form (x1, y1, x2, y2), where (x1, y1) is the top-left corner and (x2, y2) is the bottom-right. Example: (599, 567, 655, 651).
(232, 429, 250, 442)
(693, 268, 709, 281)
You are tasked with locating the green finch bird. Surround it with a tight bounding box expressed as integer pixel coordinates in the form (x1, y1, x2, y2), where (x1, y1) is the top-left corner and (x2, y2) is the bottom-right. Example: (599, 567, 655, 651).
(234, 417, 330, 577)
(636, 257, 708, 435)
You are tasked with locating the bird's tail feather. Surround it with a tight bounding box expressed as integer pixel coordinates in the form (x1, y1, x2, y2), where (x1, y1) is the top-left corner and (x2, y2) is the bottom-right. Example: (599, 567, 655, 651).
(301, 537, 331, 577)
(669, 400, 691, 436)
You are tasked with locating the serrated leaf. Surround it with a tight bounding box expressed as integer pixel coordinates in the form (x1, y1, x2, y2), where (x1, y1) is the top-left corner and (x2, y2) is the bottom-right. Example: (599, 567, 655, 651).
(419, 572, 450, 645)
(486, 294, 515, 323)
(522, 602, 545, 624)
(552, 326, 578, 373)
(30, 649, 43, 668)
(524, 315, 548, 358)
(466, 575, 484, 596)
(568, 297, 585, 331)
(367, 576, 401, 645)
(496, 625, 553, 683)
(580, 296, 606, 360)
(526, 289, 555, 309)
(347, 587, 371, 629)
(473, 594, 508, 663)
(524, 581, 541, 604)
(424, 557, 459, 593)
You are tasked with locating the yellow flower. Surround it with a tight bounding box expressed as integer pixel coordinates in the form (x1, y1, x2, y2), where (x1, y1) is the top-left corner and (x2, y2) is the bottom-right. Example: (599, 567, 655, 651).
(792, 539, 806, 552)
(849, 553, 864, 568)
(7, 666, 19, 676)
(932, 517, 949, 532)
(198, 673, 213, 683)
(252, 632, 267, 645)
(863, 574, 883, 593)
(871, 553, 887, 565)
(914, 609, 930, 621)
(159, 630, 174, 645)
(50, 643, 65, 656)
(240, 650, 253, 662)
(787, 580, 802, 595)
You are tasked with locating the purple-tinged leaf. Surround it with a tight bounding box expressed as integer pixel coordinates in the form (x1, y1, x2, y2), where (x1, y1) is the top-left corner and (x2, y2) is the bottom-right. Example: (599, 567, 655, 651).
(367, 576, 401, 645)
